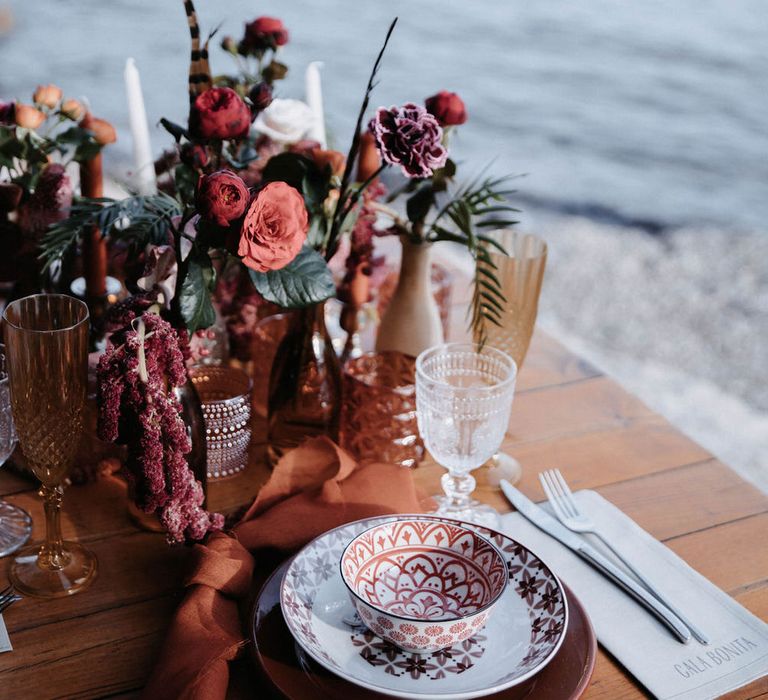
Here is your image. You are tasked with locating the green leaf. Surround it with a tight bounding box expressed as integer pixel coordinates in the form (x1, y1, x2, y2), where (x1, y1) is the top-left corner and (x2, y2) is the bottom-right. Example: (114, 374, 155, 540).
(301, 166, 331, 212)
(174, 164, 198, 206)
(179, 252, 216, 332)
(306, 214, 328, 249)
(262, 60, 288, 83)
(261, 152, 312, 191)
(406, 183, 435, 224)
(248, 245, 335, 308)
(73, 139, 102, 163)
(160, 118, 189, 143)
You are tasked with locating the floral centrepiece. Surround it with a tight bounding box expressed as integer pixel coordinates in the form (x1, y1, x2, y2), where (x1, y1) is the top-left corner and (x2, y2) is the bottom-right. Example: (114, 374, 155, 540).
(36, 5, 519, 542)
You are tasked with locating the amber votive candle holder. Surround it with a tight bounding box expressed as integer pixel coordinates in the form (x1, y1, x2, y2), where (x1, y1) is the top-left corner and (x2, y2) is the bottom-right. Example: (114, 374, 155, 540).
(340, 351, 424, 468)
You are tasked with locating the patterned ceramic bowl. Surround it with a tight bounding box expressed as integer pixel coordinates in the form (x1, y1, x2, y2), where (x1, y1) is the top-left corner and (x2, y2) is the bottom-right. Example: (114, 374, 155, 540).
(340, 518, 508, 653)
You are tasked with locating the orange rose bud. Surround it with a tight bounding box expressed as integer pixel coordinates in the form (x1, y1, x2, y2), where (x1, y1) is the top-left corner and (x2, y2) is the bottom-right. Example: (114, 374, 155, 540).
(14, 103, 46, 129)
(81, 113, 117, 145)
(312, 148, 346, 177)
(356, 131, 381, 183)
(60, 98, 85, 121)
(33, 84, 62, 109)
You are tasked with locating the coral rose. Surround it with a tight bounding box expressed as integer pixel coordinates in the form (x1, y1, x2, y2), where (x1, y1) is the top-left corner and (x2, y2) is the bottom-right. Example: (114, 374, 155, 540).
(196, 170, 249, 227)
(60, 98, 84, 121)
(243, 17, 289, 52)
(312, 148, 346, 177)
(369, 103, 447, 178)
(425, 90, 467, 126)
(238, 181, 308, 272)
(191, 87, 252, 141)
(14, 103, 46, 130)
(33, 84, 62, 109)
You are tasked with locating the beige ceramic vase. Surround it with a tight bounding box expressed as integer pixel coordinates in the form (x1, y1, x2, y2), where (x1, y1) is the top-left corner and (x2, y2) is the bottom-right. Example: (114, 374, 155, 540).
(376, 238, 444, 357)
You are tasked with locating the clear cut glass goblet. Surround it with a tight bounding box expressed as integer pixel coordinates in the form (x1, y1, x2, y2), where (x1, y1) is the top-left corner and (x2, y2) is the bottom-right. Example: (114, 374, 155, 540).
(0, 344, 32, 557)
(415, 342, 517, 528)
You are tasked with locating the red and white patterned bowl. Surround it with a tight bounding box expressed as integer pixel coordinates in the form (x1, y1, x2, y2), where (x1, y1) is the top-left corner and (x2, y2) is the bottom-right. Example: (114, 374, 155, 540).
(340, 518, 508, 653)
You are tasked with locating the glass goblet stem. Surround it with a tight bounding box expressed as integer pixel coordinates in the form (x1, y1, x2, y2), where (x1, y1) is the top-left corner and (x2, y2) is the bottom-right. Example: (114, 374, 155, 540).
(39, 484, 68, 570)
(441, 471, 477, 510)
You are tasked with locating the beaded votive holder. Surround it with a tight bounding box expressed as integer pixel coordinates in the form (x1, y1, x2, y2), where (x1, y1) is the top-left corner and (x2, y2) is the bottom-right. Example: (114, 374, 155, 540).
(189, 366, 253, 480)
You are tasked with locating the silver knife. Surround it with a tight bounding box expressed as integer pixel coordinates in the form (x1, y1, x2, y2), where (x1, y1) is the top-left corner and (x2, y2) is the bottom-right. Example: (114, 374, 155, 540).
(500, 480, 692, 644)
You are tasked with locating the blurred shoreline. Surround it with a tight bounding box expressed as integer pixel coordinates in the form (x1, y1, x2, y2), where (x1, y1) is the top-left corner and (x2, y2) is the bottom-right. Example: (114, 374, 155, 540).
(528, 211, 767, 493)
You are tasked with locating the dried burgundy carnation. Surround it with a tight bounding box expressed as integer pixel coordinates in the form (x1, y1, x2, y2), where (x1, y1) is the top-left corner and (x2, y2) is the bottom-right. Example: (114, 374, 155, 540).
(369, 103, 447, 179)
(97, 311, 223, 544)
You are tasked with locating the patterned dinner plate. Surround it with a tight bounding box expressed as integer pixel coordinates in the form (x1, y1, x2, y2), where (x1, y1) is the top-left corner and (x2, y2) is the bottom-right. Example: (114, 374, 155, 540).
(277, 515, 568, 700)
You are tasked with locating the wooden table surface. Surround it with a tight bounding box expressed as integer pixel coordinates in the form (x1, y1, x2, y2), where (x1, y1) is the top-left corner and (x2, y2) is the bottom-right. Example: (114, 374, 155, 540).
(0, 330, 766, 700)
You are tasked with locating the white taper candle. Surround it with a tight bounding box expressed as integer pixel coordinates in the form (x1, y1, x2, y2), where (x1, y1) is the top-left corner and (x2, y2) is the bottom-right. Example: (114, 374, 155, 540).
(124, 58, 157, 195)
(304, 61, 327, 148)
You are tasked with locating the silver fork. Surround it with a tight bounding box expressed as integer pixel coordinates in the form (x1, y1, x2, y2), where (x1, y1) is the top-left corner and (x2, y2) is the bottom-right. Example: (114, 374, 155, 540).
(539, 468, 709, 645)
(0, 584, 20, 615)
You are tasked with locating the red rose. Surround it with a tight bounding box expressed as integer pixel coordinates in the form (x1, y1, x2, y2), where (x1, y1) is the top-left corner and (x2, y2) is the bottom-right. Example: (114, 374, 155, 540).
(191, 87, 252, 141)
(244, 17, 289, 52)
(238, 181, 308, 272)
(180, 142, 209, 169)
(248, 81, 273, 114)
(425, 90, 467, 127)
(196, 171, 249, 227)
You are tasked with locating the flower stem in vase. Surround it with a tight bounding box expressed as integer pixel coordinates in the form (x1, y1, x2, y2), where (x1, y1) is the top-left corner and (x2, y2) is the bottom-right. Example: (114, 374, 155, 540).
(267, 301, 342, 467)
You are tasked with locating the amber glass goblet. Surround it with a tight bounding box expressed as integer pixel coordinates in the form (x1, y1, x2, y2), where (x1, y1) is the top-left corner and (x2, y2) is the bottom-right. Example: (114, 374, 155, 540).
(3, 294, 96, 597)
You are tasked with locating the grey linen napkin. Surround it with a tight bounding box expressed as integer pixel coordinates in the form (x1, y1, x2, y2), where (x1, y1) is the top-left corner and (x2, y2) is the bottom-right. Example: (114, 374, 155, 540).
(500, 490, 768, 700)
(0, 615, 10, 653)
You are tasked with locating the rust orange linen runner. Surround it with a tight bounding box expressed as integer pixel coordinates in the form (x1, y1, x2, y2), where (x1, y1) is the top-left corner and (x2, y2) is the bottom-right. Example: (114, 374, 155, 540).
(142, 437, 425, 700)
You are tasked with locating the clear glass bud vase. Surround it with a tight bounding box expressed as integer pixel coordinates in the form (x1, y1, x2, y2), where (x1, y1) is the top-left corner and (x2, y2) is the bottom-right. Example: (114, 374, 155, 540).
(267, 302, 342, 467)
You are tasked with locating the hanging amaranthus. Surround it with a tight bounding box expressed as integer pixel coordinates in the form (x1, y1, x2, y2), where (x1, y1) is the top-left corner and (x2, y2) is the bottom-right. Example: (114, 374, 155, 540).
(97, 311, 223, 544)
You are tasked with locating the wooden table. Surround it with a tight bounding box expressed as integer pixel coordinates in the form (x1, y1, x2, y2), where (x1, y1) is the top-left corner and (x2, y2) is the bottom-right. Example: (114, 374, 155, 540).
(0, 330, 766, 699)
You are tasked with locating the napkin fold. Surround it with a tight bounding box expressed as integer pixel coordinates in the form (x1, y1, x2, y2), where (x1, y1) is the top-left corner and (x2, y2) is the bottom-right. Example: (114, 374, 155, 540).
(0, 615, 10, 653)
(142, 437, 425, 700)
(501, 490, 768, 700)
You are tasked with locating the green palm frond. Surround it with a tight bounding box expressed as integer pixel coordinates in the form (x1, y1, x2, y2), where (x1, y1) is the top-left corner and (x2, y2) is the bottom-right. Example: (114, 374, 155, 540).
(426, 174, 519, 346)
(40, 193, 183, 272)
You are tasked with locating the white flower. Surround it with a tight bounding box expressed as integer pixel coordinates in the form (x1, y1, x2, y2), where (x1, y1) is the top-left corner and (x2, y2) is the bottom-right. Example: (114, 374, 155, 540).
(253, 98, 316, 143)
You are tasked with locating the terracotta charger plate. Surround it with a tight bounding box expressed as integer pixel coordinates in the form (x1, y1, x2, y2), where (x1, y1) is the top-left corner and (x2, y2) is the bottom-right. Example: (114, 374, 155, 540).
(251, 564, 597, 700)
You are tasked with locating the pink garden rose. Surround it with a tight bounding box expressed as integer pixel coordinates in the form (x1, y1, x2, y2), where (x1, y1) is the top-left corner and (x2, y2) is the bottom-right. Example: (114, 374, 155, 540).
(238, 181, 308, 272)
